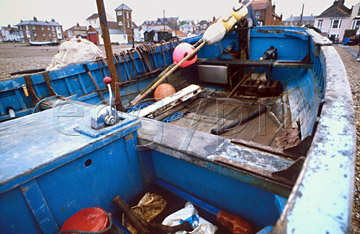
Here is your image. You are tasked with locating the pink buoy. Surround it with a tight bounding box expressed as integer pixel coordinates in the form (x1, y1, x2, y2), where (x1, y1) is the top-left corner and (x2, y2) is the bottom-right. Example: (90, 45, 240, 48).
(172, 43, 197, 68)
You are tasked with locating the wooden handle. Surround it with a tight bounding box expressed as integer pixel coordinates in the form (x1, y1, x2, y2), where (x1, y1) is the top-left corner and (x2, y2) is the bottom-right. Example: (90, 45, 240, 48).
(131, 41, 206, 106)
(113, 195, 150, 234)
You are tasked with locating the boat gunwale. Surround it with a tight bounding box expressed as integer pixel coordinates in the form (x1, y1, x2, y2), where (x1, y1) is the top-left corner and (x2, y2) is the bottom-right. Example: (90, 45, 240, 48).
(273, 34, 356, 233)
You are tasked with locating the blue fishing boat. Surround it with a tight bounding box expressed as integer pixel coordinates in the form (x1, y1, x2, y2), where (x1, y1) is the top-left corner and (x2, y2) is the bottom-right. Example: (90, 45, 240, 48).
(0, 1, 356, 233)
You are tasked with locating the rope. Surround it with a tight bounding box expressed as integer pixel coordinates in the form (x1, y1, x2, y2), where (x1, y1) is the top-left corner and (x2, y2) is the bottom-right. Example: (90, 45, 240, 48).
(125, 102, 154, 113)
(162, 111, 183, 123)
(32, 95, 62, 114)
(59, 213, 112, 234)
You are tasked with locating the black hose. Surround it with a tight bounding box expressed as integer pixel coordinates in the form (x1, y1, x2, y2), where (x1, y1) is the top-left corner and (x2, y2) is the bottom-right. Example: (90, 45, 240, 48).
(211, 106, 266, 135)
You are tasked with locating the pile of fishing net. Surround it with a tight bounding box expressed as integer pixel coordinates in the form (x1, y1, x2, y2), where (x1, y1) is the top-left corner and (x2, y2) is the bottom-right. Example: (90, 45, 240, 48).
(47, 38, 102, 71)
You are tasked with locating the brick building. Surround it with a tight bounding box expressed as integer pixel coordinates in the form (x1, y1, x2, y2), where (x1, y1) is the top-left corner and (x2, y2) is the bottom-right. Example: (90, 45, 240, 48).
(252, 0, 282, 26)
(115, 3, 133, 43)
(16, 17, 63, 43)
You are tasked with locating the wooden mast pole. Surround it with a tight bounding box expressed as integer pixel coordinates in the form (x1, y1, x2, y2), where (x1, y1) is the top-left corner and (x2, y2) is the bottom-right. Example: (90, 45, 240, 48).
(96, 0, 123, 110)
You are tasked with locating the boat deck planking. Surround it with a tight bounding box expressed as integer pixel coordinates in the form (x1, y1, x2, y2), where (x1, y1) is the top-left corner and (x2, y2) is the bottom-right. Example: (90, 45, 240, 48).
(162, 95, 291, 148)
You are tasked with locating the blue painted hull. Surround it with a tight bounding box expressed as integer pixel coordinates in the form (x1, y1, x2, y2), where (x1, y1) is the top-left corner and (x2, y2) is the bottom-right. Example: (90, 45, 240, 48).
(0, 26, 356, 233)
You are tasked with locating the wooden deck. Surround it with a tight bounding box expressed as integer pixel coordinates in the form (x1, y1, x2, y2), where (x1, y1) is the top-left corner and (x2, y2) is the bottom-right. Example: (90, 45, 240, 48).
(162, 95, 291, 147)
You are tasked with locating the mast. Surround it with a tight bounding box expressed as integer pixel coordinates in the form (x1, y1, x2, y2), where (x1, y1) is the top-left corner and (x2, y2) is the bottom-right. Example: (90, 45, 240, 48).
(96, 0, 123, 110)
(300, 4, 304, 26)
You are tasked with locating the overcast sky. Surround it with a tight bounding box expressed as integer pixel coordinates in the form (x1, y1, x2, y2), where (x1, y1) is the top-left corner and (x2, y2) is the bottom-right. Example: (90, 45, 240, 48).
(0, 0, 359, 29)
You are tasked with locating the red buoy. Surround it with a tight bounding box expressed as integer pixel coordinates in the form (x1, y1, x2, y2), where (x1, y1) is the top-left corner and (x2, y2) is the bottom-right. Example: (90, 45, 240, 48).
(154, 83, 176, 101)
(103, 77, 112, 85)
(60, 207, 110, 234)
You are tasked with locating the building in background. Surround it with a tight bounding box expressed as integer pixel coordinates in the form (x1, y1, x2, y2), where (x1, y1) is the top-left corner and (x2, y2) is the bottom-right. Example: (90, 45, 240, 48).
(86, 13, 115, 29)
(283, 15, 316, 26)
(87, 26, 99, 45)
(115, 3, 133, 43)
(65, 23, 88, 39)
(16, 17, 63, 43)
(1, 25, 21, 42)
(179, 20, 196, 35)
(97, 21, 127, 45)
(314, 0, 352, 43)
(349, 2, 360, 35)
(133, 22, 144, 42)
(252, 0, 282, 26)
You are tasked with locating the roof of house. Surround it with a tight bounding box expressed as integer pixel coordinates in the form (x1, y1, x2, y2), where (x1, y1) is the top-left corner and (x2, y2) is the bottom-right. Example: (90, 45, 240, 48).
(1, 26, 18, 31)
(316, 1, 351, 18)
(107, 21, 119, 30)
(180, 23, 195, 28)
(157, 17, 179, 24)
(252, 0, 269, 10)
(175, 30, 186, 37)
(86, 13, 99, 20)
(66, 24, 87, 32)
(16, 19, 61, 27)
(198, 20, 209, 25)
(96, 27, 126, 35)
(283, 15, 316, 22)
(115, 3, 132, 11)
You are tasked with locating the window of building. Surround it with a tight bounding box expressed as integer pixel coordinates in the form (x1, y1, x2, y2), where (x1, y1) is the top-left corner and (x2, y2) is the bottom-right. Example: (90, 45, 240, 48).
(32, 26, 35, 30)
(41, 26, 44, 30)
(93, 19, 96, 24)
(48, 26, 50, 30)
(318, 19, 323, 29)
(331, 19, 342, 29)
(52, 26, 55, 32)
(33, 32, 37, 36)
(117, 11, 122, 16)
(127, 21, 130, 28)
(126, 12, 129, 19)
(256, 11, 260, 18)
(43, 32, 45, 36)
(49, 32, 51, 37)
(358, 7, 360, 16)
(118, 21, 123, 26)
(88, 20, 92, 25)
(352, 20, 360, 29)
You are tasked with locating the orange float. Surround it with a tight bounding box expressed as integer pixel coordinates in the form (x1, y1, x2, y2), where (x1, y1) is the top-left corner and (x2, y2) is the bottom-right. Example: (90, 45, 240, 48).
(154, 83, 176, 101)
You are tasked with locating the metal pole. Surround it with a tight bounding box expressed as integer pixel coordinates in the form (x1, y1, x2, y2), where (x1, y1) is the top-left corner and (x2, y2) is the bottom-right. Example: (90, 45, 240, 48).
(96, 0, 123, 110)
(300, 4, 304, 26)
(163, 9, 166, 31)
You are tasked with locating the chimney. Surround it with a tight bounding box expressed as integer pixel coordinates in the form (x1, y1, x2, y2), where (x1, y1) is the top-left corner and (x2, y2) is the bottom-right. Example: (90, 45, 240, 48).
(8, 24, 11, 28)
(273, 4, 276, 13)
(51, 19, 55, 22)
(33, 16, 37, 22)
(334, 0, 345, 6)
(76, 23, 80, 27)
(20, 19, 23, 22)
